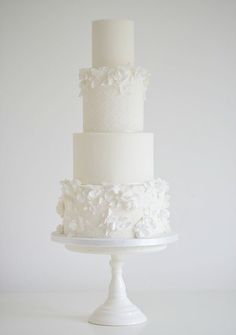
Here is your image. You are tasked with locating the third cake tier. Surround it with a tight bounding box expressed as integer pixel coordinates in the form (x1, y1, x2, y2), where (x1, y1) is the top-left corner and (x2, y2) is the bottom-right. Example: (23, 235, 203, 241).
(73, 132, 153, 184)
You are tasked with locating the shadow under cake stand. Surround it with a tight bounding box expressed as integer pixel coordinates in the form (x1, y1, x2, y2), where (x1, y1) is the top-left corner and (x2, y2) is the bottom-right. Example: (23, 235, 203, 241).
(51, 232, 178, 326)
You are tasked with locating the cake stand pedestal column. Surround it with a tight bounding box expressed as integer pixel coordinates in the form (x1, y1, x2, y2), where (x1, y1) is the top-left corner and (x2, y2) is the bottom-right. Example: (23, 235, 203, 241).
(89, 254, 146, 326)
(51, 232, 178, 326)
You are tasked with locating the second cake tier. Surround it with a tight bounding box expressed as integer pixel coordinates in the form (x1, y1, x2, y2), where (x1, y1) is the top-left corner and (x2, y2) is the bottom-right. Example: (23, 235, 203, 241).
(79, 66, 150, 132)
(73, 133, 154, 184)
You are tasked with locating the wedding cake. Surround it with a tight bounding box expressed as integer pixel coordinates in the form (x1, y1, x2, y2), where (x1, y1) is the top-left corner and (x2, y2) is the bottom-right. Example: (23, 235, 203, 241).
(56, 20, 170, 239)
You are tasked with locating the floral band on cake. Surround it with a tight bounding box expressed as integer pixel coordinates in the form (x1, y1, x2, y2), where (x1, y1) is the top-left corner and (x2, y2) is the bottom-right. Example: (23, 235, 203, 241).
(56, 178, 170, 239)
(79, 65, 150, 96)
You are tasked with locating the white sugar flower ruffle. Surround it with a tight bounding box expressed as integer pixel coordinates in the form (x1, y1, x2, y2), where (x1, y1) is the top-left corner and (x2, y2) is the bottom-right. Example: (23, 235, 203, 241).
(56, 178, 170, 239)
(56, 199, 65, 218)
(79, 65, 150, 96)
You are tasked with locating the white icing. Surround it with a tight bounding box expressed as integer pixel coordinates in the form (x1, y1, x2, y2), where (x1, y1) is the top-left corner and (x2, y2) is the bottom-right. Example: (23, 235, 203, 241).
(92, 20, 134, 67)
(73, 133, 153, 184)
(82, 80, 144, 132)
(79, 65, 150, 97)
(56, 179, 170, 239)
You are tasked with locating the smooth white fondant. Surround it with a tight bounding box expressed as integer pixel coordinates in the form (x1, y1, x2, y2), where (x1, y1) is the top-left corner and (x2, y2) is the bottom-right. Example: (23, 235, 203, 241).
(92, 20, 134, 67)
(56, 179, 170, 239)
(73, 133, 153, 184)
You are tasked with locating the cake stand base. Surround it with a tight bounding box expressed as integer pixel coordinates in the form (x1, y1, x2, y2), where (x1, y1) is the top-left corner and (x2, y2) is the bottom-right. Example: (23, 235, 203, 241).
(51, 232, 178, 326)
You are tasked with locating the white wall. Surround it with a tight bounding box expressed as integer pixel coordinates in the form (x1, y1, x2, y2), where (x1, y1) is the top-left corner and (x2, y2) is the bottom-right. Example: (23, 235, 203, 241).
(0, 0, 235, 291)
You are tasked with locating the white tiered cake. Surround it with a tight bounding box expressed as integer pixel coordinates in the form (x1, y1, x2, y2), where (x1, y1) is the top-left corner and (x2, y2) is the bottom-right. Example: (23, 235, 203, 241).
(56, 20, 170, 239)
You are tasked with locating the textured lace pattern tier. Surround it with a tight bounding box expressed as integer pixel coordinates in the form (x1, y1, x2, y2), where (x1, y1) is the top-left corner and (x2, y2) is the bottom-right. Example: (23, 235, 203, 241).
(80, 66, 150, 132)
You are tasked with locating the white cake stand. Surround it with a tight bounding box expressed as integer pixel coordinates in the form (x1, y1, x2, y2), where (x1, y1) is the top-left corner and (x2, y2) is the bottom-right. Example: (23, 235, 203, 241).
(51, 232, 178, 326)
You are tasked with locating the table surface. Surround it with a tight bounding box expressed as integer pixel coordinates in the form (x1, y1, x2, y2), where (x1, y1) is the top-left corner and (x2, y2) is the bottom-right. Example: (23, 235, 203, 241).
(0, 291, 235, 335)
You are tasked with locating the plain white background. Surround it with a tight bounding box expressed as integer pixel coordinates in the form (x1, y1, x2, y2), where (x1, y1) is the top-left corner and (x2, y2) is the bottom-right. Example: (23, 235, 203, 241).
(0, 0, 236, 292)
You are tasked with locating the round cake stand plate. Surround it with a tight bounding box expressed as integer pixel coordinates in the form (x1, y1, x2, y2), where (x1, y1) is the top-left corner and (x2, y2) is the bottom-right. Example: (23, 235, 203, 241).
(51, 232, 178, 326)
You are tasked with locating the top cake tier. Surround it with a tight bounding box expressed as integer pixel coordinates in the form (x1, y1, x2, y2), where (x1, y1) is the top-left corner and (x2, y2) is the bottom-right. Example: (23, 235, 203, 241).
(92, 19, 134, 67)
(79, 20, 149, 133)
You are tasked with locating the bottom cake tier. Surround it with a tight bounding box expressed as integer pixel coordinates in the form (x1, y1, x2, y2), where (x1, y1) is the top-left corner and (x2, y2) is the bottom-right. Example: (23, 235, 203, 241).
(56, 179, 170, 239)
